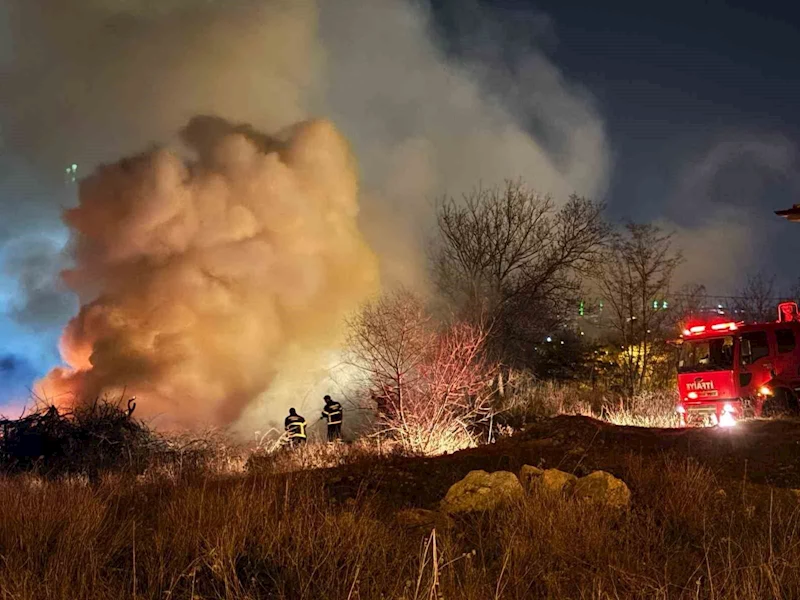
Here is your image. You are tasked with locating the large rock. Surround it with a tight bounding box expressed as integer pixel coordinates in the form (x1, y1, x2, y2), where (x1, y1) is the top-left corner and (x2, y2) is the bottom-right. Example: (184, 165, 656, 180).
(540, 469, 578, 495)
(440, 470, 523, 514)
(573, 471, 631, 509)
(519, 465, 544, 491)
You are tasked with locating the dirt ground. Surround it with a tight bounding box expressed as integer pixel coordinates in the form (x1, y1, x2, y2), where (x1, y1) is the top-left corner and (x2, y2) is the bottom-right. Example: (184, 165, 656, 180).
(326, 415, 800, 508)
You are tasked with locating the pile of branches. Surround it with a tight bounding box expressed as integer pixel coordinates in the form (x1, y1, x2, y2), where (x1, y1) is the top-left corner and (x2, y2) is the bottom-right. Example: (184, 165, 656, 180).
(0, 397, 162, 478)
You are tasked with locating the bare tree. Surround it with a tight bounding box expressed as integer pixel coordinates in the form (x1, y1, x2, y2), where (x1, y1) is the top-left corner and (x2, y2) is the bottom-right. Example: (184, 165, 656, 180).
(734, 272, 776, 323)
(671, 283, 708, 331)
(430, 180, 609, 368)
(594, 223, 682, 397)
(346, 289, 496, 454)
(786, 278, 800, 306)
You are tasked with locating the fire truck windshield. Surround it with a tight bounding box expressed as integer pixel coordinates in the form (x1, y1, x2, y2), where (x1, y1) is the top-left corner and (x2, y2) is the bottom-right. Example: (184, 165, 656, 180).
(678, 336, 734, 373)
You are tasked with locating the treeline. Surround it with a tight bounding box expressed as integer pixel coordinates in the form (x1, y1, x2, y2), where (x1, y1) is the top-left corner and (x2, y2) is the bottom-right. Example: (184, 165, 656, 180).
(345, 179, 798, 447)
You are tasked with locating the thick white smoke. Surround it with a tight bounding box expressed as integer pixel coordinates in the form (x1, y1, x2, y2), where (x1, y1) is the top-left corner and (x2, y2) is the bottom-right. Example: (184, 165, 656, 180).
(38, 117, 378, 427)
(3, 0, 610, 427)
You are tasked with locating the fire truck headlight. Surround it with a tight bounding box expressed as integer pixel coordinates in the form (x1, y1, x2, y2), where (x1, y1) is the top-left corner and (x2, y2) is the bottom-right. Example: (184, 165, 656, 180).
(719, 412, 737, 427)
(687, 391, 699, 400)
(722, 403, 735, 414)
(758, 385, 773, 397)
(676, 404, 686, 414)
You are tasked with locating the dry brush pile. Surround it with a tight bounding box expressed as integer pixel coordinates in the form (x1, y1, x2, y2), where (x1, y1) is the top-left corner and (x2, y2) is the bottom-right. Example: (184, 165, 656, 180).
(0, 398, 157, 478)
(0, 400, 249, 480)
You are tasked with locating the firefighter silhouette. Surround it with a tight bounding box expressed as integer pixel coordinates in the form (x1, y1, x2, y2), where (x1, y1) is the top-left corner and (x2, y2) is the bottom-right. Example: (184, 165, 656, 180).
(284, 408, 307, 446)
(321, 395, 343, 441)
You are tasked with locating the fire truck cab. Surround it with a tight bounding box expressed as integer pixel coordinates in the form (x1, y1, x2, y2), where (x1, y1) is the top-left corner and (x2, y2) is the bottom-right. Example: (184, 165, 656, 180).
(676, 302, 800, 426)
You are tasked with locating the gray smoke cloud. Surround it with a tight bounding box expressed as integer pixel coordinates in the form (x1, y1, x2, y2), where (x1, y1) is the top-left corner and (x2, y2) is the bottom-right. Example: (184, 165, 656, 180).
(663, 134, 800, 294)
(0, 0, 610, 427)
(38, 117, 379, 428)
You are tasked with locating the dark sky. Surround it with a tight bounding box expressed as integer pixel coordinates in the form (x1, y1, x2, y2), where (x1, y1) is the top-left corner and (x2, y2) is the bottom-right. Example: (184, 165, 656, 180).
(434, 0, 800, 293)
(523, 1, 800, 206)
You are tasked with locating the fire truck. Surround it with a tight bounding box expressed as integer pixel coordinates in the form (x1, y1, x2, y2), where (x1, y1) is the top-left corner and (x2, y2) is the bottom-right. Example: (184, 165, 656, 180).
(676, 301, 800, 426)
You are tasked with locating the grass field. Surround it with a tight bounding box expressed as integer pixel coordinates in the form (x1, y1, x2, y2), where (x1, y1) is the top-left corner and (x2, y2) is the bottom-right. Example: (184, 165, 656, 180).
(1, 445, 799, 599)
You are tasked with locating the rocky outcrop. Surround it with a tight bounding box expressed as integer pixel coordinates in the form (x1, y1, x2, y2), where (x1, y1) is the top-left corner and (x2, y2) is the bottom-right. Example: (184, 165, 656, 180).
(540, 468, 578, 495)
(572, 470, 631, 509)
(518, 465, 544, 491)
(440, 470, 523, 514)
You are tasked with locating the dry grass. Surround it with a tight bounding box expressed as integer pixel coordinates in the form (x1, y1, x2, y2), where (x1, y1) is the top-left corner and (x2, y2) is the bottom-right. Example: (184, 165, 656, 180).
(247, 438, 408, 474)
(601, 390, 681, 428)
(1, 455, 799, 599)
(497, 378, 680, 432)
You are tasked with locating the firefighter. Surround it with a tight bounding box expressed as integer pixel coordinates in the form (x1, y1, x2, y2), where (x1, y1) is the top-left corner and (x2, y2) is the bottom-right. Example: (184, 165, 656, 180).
(321, 395, 343, 441)
(284, 408, 307, 446)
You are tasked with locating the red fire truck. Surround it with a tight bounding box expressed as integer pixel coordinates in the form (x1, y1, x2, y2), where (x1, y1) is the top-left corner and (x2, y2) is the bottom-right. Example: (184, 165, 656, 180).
(676, 301, 800, 426)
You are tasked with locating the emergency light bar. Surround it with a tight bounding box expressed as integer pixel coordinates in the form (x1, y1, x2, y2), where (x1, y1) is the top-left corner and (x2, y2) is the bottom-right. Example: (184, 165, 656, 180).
(683, 325, 706, 335)
(681, 321, 740, 337)
(711, 322, 739, 331)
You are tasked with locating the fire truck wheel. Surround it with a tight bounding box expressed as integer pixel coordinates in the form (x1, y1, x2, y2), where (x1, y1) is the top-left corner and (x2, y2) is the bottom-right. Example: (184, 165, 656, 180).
(762, 389, 799, 418)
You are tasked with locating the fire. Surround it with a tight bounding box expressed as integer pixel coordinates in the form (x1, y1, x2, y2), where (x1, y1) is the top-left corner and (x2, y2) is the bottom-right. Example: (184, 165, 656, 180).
(36, 117, 379, 429)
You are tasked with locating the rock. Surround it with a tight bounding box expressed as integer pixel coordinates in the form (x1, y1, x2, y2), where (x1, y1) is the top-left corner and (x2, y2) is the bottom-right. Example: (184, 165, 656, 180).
(440, 470, 523, 514)
(519, 465, 544, 491)
(540, 469, 578, 495)
(567, 446, 586, 456)
(396, 508, 453, 531)
(572, 471, 631, 509)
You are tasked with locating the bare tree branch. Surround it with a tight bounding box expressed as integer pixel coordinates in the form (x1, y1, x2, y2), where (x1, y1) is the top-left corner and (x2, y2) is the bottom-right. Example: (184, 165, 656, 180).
(346, 289, 497, 454)
(430, 180, 609, 369)
(734, 272, 776, 323)
(593, 222, 682, 396)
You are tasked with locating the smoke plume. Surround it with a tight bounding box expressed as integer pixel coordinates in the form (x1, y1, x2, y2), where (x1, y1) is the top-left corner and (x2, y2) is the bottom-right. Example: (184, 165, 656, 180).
(38, 117, 378, 428)
(2, 0, 610, 426)
(663, 134, 800, 293)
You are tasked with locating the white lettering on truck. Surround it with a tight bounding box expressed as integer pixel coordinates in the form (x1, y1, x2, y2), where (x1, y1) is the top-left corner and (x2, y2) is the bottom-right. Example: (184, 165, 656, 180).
(687, 380, 715, 391)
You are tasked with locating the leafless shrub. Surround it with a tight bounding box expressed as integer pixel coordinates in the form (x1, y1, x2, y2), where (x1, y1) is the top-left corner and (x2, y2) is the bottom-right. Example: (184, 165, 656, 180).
(144, 428, 249, 480)
(347, 289, 497, 454)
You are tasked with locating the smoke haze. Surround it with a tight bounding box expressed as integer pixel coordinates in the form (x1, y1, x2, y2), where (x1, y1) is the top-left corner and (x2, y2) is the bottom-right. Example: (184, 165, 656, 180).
(0, 0, 614, 426)
(664, 134, 800, 293)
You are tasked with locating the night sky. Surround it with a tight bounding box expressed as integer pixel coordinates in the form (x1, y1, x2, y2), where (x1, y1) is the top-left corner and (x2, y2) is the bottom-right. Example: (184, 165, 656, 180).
(523, 1, 800, 214)
(1, 0, 800, 409)
(435, 0, 800, 288)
